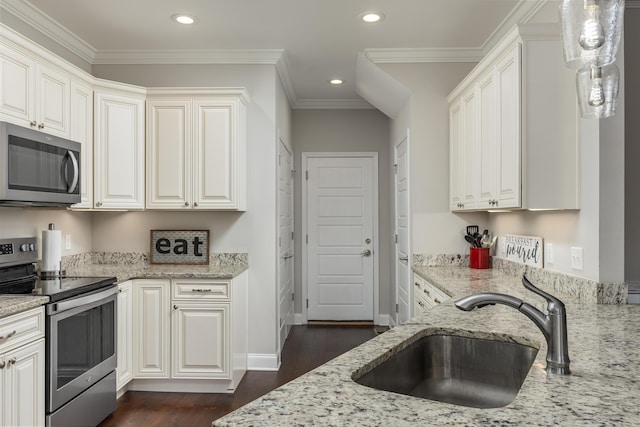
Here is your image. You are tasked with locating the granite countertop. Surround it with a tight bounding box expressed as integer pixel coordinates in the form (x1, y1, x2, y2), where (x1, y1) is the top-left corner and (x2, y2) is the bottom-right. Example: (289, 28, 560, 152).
(213, 266, 640, 426)
(64, 262, 248, 284)
(0, 295, 49, 318)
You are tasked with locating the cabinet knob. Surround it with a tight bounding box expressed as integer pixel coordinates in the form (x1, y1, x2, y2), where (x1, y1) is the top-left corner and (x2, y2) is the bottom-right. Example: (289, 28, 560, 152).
(0, 361, 4, 369)
(8, 357, 16, 365)
(96, 201, 102, 207)
(173, 304, 178, 310)
(30, 120, 37, 127)
(193, 202, 198, 207)
(38, 123, 45, 129)
(185, 202, 190, 206)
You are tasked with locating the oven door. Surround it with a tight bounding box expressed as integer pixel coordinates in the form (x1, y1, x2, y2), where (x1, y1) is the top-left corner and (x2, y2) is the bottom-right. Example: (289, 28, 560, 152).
(46, 285, 117, 412)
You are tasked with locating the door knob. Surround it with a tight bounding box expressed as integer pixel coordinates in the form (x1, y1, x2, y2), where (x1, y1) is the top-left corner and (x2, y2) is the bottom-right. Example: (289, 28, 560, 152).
(361, 249, 372, 256)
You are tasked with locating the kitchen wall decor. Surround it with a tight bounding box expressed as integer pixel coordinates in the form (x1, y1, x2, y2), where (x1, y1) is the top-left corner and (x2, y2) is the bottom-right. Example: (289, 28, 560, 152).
(498, 234, 543, 268)
(150, 230, 209, 265)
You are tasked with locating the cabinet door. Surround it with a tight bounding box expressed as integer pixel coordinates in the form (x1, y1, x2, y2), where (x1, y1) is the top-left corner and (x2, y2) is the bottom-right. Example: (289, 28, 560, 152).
(477, 69, 497, 209)
(449, 99, 463, 211)
(94, 90, 145, 209)
(171, 303, 230, 379)
(133, 280, 170, 378)
(146, 100, 191, 209)
(70, 79, 94, 209)
(2, 338, 45, 427)
(34, 64, 70, 138)
(193, 99, 246, 210)
(495, 45, 521, 209)
(117, 281, 133, 390)
(461, 87, 477, 210)
(0, 45, 35, 127)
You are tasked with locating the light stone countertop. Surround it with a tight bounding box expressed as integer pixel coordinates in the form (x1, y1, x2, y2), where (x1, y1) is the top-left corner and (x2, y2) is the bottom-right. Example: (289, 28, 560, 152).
(0, 295, 49, 318)
(213, 266, 640, 426)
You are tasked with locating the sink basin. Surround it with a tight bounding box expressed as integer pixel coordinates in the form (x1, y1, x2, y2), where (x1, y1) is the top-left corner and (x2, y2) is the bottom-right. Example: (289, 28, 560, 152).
(354, 334, 538, 408)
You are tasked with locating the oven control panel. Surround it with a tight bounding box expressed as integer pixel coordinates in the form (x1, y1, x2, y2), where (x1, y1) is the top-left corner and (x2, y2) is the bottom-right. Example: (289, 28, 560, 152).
(0, 237, 38, 266)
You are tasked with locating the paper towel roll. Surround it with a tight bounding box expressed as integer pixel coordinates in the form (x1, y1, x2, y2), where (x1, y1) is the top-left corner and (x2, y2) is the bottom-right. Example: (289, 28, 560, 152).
(42, 224, 62, 274)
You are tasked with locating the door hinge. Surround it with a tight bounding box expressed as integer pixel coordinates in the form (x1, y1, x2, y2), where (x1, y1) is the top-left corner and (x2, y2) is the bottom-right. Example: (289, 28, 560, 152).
(306, 234, 308, 244)
(306, 299, 309, 308)
(279, 236, 281, 247)
(291, 169, 296, 177)
(394, 233, 398, 244)
(396, 303, 399, 313)
(394, 164, 398, 174)
(291, 231, 294, 240)
(292, 293, 295, 301)
(305, 170, 309, 180)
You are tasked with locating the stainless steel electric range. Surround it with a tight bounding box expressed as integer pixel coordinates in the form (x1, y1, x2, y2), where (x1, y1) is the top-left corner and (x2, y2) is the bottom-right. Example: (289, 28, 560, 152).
(0, 236, 117, 427)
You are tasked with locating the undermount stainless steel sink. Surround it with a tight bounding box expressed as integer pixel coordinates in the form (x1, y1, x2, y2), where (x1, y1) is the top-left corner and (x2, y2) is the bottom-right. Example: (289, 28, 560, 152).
(354, 334, 539, 409)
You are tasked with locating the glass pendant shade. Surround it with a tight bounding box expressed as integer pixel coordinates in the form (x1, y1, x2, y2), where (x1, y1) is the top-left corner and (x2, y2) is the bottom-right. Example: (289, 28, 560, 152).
(575, 64, 619, 118)
(559, 0, 625, 68)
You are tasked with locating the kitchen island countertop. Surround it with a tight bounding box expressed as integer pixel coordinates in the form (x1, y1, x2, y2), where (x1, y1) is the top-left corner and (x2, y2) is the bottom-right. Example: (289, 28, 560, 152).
(213, 266, 640, 426)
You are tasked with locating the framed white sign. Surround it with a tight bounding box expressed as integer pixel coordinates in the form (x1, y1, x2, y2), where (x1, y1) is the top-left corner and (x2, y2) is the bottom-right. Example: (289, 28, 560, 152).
(499, 234, 543, 268)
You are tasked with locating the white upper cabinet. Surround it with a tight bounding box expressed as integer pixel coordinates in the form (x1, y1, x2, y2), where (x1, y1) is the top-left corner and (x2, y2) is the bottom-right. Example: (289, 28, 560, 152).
(448, 24, 579, 211)
(70, 78, 94, 209)
(0, 42, 70, 138)
(146, 89, 248, 211)
(94, 82, 146, 210)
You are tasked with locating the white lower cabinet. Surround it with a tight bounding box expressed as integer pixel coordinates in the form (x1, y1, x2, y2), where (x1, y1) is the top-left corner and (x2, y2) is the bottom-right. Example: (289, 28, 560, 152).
(126, 273, 248, 393)
(413, 273, 449, 316)
(116, 280, 134, 391)
(0, 307, 45, 427)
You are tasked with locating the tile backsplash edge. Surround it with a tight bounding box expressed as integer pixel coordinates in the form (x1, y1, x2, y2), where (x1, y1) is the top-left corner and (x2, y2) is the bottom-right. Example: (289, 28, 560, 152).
(413, 253, 628, 304)
(62, 252, 248, 269)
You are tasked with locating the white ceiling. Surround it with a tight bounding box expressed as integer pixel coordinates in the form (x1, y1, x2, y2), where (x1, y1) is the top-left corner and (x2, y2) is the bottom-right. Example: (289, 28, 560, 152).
(2, 0, 550, 107)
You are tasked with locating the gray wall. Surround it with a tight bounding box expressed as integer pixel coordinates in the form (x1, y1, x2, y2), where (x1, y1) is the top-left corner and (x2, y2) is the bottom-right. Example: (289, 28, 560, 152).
(291, 109, 391, 317)
(625, 8, 640, 285)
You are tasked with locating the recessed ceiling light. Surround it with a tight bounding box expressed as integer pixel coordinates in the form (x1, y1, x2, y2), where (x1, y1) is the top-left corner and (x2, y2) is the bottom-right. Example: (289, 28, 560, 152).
(329, 79, 344, 85)
(360, 12, 385, 23)
(172, 14, 196, 25)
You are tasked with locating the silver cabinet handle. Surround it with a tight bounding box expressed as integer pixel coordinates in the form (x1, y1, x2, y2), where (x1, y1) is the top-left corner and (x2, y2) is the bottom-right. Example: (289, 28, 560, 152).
(0, 330, 17, 340)
(191, 288, 212, 293)
(282, 254, 293, 260)
(399, 256, 408, 262)
(414, 282, 420, 288)
(361, 249, 372, 256)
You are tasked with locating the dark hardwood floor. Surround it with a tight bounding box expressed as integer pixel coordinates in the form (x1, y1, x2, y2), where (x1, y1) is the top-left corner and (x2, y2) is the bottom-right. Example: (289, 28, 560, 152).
(98, 325, 381, 427)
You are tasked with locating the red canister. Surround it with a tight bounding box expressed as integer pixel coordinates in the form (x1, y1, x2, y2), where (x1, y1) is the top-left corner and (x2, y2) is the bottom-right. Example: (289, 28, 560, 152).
(470, 247, 490, 269)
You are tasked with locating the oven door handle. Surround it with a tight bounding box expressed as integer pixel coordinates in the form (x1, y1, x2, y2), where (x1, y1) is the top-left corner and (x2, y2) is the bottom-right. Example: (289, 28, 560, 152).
(47, 285, 117, 315)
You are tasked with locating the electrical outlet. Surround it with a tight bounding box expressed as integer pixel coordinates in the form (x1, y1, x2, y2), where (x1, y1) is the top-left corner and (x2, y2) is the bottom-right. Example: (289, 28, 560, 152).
(545, 243, 553, 264)
(571, 246, 583, 270)
(65, 235, 72, 251)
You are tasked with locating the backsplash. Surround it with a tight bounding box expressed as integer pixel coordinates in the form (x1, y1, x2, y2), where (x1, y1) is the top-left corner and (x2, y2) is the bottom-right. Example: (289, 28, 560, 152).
(60, 252, 248, 270)
(413, 253, 628, 304)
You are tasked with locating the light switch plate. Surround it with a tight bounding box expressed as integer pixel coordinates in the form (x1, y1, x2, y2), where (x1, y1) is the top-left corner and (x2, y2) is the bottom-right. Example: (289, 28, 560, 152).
(65, 235, 72, 250)
(571, 246, 583, 270)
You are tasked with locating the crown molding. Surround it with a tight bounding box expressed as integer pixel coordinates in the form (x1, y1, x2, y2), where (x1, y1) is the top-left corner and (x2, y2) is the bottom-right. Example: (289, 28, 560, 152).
(364, 48, 484, 64)
(0, 0, 96, 62)
(293, 98, 374, 110)
(275, 52, 297, 108)
(92, 49, 285, 65)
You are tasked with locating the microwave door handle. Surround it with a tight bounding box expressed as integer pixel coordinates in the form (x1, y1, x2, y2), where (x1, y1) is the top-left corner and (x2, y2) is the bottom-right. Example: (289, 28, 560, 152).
(65, 150, 79, 193)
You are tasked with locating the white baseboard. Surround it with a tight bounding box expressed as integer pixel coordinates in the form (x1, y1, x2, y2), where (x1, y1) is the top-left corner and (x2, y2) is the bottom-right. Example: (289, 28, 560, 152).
(294, 313, 391, 326)
(294, 313, 305, 325)
(377, 314, 391, 326)
(248, 353, 279, 371)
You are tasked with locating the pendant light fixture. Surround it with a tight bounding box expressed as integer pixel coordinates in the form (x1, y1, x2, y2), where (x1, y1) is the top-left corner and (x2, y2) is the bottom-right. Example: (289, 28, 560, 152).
(559, 0, 625, 118)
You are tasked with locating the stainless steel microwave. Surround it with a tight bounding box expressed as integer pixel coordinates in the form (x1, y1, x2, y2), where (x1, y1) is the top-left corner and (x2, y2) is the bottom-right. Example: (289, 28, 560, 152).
(0, 121, 81, 207)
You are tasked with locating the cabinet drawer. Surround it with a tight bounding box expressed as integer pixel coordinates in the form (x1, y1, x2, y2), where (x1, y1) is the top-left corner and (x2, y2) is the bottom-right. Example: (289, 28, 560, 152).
(172, 279, 231, 301)
(0, 306, 45, 353)
(413, 274, 449, 309)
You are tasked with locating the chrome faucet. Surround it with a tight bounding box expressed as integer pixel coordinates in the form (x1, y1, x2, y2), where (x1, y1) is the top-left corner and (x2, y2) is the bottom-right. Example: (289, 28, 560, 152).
(454, 275, 570, 375)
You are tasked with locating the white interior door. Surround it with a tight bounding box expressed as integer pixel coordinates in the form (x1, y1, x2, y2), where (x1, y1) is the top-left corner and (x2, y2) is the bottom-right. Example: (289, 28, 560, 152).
(306, 155, 376, 321)
(395, 135, 411, 324)
(277, 140, 294, 350)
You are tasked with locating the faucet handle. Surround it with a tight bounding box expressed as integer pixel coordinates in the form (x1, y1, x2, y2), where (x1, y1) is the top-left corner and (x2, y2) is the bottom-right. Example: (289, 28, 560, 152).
(522, 275, 565, 312)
